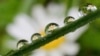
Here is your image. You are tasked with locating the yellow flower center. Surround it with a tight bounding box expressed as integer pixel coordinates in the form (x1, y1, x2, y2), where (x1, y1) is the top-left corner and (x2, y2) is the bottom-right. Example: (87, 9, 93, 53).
(40, 30, 65, 51)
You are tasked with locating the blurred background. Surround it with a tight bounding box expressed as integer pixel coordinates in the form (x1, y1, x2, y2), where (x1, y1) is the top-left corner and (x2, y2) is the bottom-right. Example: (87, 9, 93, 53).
(0, 0, 100, 56)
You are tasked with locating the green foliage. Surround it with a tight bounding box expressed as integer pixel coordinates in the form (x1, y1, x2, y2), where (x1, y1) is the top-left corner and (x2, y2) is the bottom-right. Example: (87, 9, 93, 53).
(77, 18, 100, 56)
(0, 0, 21, 55)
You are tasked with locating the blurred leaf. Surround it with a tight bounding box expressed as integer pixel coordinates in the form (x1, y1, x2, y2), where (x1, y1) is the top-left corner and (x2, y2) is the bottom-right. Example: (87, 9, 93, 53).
(0, 33, 16, 55)
(19, 0, 37, 14)
(0, 1, 20, 54)
(77, 18, 100, 56)
(78, 18, 100, 50)
(0, 0, 21, 32)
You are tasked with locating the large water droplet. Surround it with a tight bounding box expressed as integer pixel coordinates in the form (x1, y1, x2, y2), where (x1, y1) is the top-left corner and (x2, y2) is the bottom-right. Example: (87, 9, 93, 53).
(17, 39, 28, 49)
(45, 23, 59, 34)
(64, 16, 75, 24)
(31, 33, 42, 42)
(78, 3, 97, 17)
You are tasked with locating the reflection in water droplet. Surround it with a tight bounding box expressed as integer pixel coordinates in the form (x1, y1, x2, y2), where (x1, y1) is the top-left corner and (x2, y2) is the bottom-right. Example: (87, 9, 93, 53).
(17, 39, 28, 49)
(45, 23, 59, 34)
(78, 3, 97, 17)
(64, 16, 75, 24)
(31, 33, 42, 42)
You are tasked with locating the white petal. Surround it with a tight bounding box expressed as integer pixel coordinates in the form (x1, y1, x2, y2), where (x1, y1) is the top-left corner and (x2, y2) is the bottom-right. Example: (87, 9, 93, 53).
(32, 5, 47, 20)
(59, 42, 80, 56)
(47, 16, 64, 27)
(47, 3, 65, 18)
(67, 7, 80, 19)
(47, 3, 65, 27)
(31, 5, 48, 28)
(31, 49, 47, 56)
(32, 4, 65, 29)
(5, 40, 17, 49)
(49, 49, 63, 56)
(6, 14, 36, 42)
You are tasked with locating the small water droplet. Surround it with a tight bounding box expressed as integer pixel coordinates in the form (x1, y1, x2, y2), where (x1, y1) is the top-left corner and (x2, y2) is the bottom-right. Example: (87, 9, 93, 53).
(78, 3, 97, 17)
(31, 33, 42, 42)
(45, 23, 59, 34)
(17, 39, 28, 49)
(64, 16, 75, 24)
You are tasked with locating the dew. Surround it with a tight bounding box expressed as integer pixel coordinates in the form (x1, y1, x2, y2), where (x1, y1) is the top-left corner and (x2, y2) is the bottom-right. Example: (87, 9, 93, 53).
(31, 33, 42, 42)
(78, 3, 97, 17)
(45, 23, 59, 34)
(64, 16, 75, 24)
(17, 39, 28, 49)
(86, 3, 97, 12)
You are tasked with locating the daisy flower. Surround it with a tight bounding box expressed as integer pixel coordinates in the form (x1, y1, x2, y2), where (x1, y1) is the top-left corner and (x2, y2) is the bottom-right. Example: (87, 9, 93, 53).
(6, 2, 88, 56)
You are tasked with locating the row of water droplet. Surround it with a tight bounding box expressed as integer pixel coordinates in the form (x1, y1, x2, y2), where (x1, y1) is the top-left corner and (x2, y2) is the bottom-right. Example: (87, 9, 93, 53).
(17, 2, 97, 51)
(5, 3, 97, 56)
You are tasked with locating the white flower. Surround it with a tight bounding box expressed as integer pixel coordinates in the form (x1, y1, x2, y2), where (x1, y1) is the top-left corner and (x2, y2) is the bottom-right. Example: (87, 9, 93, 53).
(6, 3, 88, 56)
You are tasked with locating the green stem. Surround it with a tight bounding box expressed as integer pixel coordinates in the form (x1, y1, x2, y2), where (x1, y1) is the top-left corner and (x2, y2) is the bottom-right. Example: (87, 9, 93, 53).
(7, 10, 100, 56)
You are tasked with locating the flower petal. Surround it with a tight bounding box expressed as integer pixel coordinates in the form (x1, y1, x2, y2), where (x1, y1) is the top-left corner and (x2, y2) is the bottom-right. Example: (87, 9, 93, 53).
(31, 49, 47, 56)
(49, 49, 63, 56)
(6, 14, 37, 42)
(32, 4, 65, 28)
(59, 42, 80, 56)
(31, 5, 48, 28)
(67, 7, 80, 19)
(47, 3, 65, 18)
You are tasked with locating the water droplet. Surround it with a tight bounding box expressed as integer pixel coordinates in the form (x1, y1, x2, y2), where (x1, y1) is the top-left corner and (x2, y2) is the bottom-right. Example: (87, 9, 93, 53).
(64, 16, 75, 24)
(45, 23, 59, 34)
(31, 33, 42, 42)
(78, 3, 97, 17)
(86, 3, 97, 12)
(17, 39, 28, 49)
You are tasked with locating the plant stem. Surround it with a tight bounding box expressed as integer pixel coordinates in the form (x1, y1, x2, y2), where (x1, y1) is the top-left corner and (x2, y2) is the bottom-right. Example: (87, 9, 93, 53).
(7, 10, 100, 56)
